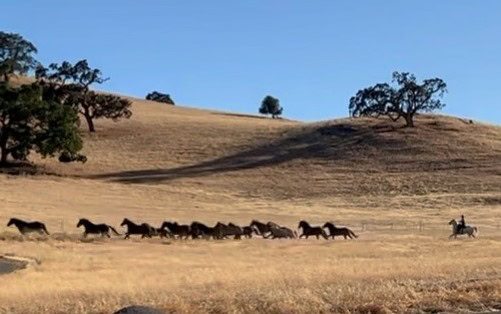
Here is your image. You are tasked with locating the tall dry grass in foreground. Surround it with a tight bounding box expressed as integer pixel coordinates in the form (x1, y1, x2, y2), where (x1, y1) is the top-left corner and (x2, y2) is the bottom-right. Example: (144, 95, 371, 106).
(1, 230, 500, 314)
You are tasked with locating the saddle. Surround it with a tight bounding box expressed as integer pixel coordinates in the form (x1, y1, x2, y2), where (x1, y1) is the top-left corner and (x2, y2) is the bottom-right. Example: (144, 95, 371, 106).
(457, 224, 468, 234)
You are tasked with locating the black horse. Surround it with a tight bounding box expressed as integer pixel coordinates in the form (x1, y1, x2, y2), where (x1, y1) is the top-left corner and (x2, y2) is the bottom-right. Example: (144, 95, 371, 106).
(7, 218, 50, 235)
(322, 222, 358, 239)
(190, 221, 215, 239)
(213, 222, 243, 240)
(264, 225, 296, 239)
(161, 221, 191, 239)
(250, 220, 281, 237)
(228, 223, 245, 239)
(242, 226, 258, 238)
(120, 218, 155, 239)
(298, 220, 328, 239)
(250, 220, 271, 237)
(77, 218, 120, 238)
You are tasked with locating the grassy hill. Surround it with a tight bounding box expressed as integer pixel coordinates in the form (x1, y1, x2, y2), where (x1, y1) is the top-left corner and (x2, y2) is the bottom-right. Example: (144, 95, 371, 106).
(28, 93, 500, 205)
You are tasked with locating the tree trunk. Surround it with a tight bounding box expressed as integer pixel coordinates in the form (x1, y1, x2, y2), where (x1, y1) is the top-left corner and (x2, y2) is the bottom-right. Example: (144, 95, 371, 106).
(0, 130, 9, 166)
(404, 113, 414, 127)
(0, 147, 8, 166)
(83, 113, 96, 132)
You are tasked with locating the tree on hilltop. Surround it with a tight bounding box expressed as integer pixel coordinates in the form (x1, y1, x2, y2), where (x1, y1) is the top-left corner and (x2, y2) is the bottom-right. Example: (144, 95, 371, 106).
(349, 72, 447, 127)
(36, 60, 132, 132)
(0, 32, 39, 82)
(146, 91, 175, 105)
(259, 95, 283, 119)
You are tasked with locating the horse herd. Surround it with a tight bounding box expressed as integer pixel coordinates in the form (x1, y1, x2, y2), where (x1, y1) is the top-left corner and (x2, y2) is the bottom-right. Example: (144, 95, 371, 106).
(6, 217, 359, 240)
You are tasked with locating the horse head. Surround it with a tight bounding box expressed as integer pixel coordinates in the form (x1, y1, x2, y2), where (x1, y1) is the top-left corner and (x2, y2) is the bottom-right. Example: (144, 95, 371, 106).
(120, 218, 130, 226)
(6, 218, 16, 227)
(298, 220, 308, 229)
(76, 218, 87, 228)
(448, 219, 457, 225)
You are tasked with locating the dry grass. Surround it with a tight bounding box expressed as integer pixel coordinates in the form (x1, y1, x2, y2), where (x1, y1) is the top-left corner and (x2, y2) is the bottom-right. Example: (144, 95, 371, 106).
(1, 84, 501, 313)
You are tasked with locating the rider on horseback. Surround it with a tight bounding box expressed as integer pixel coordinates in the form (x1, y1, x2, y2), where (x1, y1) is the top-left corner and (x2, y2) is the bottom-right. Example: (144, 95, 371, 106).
(457, 215, 466, 234)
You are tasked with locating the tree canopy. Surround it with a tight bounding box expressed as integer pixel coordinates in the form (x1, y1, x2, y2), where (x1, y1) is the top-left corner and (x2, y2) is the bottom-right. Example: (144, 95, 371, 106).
(349, 72, 447, 127)
(0, 32, 39, 82)
(36, 60, 132, 132)
(146, 91, 175, 105)
(0, 82, 84, 166)
(259, 95, 283, 119)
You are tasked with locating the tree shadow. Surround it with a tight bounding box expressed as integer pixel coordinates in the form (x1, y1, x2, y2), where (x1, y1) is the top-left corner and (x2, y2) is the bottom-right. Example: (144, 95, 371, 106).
(90, 122, 412, 184)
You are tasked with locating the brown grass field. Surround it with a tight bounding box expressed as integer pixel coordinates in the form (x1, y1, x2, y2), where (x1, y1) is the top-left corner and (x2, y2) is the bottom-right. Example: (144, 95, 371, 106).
(1, 90, 501, 313)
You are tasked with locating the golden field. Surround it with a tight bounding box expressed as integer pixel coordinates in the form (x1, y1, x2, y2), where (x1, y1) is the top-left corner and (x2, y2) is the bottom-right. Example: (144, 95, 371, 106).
(1, 92, 501, 313)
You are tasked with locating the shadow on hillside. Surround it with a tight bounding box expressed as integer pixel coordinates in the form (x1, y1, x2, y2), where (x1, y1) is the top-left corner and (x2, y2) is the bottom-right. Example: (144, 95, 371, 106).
(90, 123, 410, 184)
(211, 111, 297, 122)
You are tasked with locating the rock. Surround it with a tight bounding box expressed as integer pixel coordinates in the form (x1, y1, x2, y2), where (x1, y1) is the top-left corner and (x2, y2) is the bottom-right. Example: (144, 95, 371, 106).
(113, 305, 164, 314)
(145, 91, 175, 105)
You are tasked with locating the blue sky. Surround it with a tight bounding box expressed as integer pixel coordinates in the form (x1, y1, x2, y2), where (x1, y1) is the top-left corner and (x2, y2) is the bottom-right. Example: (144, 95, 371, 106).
(2, 1, 500, 123)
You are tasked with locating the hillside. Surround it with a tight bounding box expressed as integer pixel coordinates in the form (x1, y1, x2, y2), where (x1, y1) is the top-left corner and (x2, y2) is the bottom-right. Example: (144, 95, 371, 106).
(24, 93, 500, 206)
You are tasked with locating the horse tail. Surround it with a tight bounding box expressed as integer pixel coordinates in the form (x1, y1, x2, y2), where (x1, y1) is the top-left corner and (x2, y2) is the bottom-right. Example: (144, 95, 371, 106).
(42, 224, 50, 235)
(349, 229, 358, 238)
(474, 226, 479, 235)
(108, 225, 121, 236)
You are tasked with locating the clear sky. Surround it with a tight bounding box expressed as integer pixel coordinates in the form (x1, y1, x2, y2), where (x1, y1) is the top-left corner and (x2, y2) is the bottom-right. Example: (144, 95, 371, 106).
(2, 1, 500, 123)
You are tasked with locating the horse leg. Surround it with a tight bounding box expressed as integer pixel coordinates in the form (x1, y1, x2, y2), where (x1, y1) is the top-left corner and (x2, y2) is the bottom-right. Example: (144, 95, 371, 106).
(124, 233, 130, 240)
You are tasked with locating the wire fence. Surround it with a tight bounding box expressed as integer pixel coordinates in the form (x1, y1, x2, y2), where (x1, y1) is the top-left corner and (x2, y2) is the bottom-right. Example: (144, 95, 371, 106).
(357, 221, 501, 232)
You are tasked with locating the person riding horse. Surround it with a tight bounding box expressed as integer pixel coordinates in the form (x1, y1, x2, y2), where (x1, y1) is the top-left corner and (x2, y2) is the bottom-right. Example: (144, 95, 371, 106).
(457, 215, 466, 234)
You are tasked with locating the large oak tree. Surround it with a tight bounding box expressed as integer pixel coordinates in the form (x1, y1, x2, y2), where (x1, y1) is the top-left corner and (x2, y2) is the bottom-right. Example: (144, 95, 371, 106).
(0, 82, 83, 166)
(36, 60, 132, 132)
(349, 72, 447, 127)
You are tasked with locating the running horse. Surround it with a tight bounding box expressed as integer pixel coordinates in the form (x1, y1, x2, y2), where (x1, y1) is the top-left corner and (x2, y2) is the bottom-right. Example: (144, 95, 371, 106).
(298, 220, 328, 239)
(77, 218, 121, 238)
(120, 218, 155, 239)
(7, 218, 50, 235)
(322, 222, 358, 239)
(448, 219, 478, 239)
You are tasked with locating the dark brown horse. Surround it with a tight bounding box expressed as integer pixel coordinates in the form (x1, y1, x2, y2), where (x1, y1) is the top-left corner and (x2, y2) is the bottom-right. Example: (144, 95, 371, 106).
(190, 221, 215, 239)
(77, 218, 120, 238)
(213, 222, 244, 240)
(161, 221, 191, 239)
(120, 218, 155, 239)
(249, 220, 271, 237)
(298, 220, 328, 239)
(322, 222, 358, 239)
(7, 218, 50, 235)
